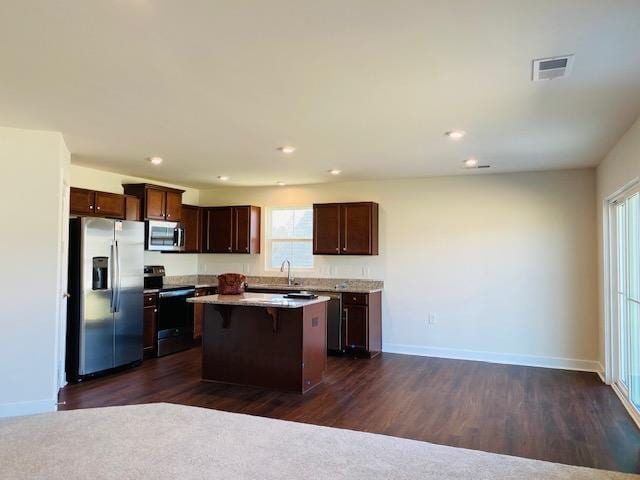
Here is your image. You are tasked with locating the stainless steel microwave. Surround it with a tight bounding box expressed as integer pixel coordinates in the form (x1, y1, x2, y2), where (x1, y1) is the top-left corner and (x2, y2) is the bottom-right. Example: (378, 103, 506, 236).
(146, 220, 185, 252)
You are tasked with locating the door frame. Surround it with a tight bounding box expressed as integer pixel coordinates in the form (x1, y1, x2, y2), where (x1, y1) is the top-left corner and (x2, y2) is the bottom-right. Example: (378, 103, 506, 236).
(55, 170, 70, 396)
(603, 177, 640, 427)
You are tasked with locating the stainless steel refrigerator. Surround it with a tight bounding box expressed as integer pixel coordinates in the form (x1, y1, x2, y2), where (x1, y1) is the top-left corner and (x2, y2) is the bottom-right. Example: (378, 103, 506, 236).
(66, 217, 144, 382)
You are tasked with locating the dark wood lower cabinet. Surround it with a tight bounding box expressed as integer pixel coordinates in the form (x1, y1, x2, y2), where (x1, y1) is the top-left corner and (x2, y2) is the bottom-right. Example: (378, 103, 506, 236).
(343, 291, 381, 358)
(143, 293, 158, 356)
(245, 287, 383, 358)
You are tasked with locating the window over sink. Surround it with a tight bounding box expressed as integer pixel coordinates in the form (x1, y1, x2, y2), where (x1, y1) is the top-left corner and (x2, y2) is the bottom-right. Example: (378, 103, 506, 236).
(267, 207, 313, 270)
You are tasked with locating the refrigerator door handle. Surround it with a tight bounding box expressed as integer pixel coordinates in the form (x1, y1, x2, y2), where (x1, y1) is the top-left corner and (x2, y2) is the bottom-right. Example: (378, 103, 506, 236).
(114, 240, 122, 312)
(109, 242, 116, 313)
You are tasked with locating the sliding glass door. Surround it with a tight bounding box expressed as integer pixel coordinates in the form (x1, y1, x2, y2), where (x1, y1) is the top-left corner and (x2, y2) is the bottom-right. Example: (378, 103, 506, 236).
(612, 185, 640, 411)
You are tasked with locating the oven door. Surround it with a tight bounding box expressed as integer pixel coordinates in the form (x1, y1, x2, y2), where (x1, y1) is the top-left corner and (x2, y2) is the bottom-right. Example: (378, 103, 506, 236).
(146, 220, 185, 252)
(157, 288, 195, 356)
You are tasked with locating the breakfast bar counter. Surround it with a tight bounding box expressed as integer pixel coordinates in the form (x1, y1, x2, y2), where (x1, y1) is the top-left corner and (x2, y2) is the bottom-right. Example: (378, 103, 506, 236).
(188, 293, 329, 393)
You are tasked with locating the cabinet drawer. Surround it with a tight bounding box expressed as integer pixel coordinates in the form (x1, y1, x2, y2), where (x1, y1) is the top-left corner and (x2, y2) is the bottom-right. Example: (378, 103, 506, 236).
(144, 293, 157, 306)
(343, 292, 368, 305)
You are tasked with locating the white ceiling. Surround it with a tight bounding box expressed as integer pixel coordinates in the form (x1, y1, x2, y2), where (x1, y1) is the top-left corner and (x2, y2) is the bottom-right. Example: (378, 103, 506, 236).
(1, 0, 639, 188)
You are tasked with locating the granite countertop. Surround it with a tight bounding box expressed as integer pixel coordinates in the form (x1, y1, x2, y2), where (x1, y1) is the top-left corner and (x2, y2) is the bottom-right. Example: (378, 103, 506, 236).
(187, 293, 330, 309)
(246, 283, 382, 294)
(145, 276, 383, 295)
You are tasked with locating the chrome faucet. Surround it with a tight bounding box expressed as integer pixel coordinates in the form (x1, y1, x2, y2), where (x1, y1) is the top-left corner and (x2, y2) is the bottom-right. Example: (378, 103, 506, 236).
(280, 259, 294, 286)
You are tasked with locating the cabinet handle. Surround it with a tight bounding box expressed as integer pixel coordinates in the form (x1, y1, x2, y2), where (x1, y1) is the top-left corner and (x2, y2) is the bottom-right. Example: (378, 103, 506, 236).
(96, 206, 101, 211)
(154, 308, 158, 313)
(167, 214, 171, 218)
(89, 205, 94, 209)
(228, 246, 232, 251)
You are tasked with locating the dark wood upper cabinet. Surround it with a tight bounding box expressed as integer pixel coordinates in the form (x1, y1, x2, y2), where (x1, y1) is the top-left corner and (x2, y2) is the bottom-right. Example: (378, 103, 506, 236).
(70, 188, 95, 216)
(70, 187, 130, 220)
(123, 184, 184, 222)
(94, 191, 125, 218)
(313, 203, 341, 254)
(145, 188, 166, 220)
(313, 202, 378, 255)
(181, 204, 201, 253)
(124, 195, 141, 221)
(202, 205, 260, 254)
(165, 191, 182, 221)
(342, 202, 378, 255)
(204, 207, 233, 253)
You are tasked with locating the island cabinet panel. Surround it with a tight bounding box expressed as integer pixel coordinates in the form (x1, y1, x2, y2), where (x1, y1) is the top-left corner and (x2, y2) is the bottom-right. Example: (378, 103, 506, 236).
(181, 204, 202, 253)
(70, 188, 95, 215)
(313, 203, 341, 254)
(313, 202, 378, 255)
(342, 291, 382, 358)
(201, 301, 327, 393)
(143, 293, 158, 357)
(192, 287, 215, 340)
(202, 206, 261, 254)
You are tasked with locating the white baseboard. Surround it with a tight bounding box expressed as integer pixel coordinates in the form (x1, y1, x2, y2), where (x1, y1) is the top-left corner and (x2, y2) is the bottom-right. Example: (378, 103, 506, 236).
(382, 343, 602, 374)
(0, 398, 57, 418)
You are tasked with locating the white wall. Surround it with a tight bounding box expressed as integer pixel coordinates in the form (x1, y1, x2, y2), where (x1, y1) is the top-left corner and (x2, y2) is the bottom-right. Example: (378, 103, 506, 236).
(199, 169, 599, 370)
(0, 127, 70, 417)
(596, 116, 640, 370)
(69, 164, 199, 276)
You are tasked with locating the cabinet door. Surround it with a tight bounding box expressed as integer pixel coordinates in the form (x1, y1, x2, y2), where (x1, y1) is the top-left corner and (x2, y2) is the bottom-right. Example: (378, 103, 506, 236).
(165, 191, 182, 221)
(94, 192, 125, 218)
(341, 203, 375, 255)
(145, 188, 166, 220)
(70, 188, 95, 215)
(344, 304, 368, 350)
(313, 204, 341, 254)
(232, 206, 251, 253)
(182, 205, 201, 253)
(205, 207, 233, 253)
(143, 306, 157, 355)
(124, 196, 141, 221)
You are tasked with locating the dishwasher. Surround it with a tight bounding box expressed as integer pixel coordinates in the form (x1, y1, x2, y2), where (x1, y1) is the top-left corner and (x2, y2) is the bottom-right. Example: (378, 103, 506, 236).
(312, 291, 343, 355)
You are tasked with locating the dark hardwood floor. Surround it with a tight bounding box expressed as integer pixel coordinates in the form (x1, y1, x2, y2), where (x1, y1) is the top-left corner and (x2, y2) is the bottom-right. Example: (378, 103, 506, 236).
(59, 348, 640, 473)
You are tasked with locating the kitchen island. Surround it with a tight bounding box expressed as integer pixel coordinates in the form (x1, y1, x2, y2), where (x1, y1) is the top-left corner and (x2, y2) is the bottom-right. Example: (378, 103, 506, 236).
(187, 293, 329, 393)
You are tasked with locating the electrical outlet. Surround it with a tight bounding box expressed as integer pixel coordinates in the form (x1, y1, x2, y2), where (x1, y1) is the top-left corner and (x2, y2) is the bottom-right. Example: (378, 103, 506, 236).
(427, 312, 437, 325)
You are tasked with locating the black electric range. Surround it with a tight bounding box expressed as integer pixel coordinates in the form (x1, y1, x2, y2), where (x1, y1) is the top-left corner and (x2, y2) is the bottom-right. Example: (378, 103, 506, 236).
(144, 266, 196, 357)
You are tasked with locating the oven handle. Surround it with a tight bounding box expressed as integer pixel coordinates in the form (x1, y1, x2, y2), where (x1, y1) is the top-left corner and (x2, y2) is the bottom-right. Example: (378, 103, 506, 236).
(158, 288, 195, 299)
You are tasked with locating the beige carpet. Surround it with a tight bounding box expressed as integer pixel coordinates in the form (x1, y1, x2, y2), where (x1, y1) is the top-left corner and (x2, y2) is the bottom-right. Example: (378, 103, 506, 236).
(0, 403, 636, 480)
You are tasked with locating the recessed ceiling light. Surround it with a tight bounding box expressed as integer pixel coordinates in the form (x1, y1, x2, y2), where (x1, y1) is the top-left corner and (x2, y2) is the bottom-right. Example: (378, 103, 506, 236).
(148, 156, 163, 165)
(464, 157, 479, 168)
(217, 175, 230, 181)
(445, 130, 466, 140)
(277, 146, 296, 154)
(328, 169, 342, 175)
(276, 181, 286, 186)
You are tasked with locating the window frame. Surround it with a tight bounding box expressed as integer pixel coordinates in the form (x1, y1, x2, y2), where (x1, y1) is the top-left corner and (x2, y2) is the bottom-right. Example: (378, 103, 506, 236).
(265, 205, 314, 272)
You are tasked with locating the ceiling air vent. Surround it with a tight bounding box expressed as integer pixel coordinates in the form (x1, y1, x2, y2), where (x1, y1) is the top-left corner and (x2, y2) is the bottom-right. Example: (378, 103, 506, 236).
(532, 55, 574, 81)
